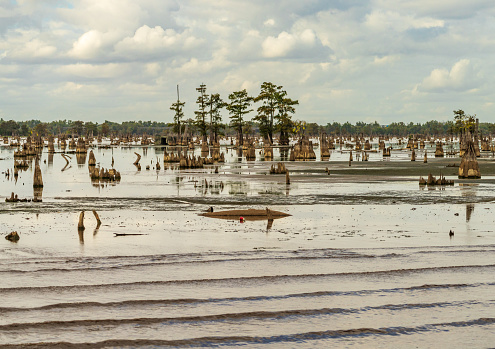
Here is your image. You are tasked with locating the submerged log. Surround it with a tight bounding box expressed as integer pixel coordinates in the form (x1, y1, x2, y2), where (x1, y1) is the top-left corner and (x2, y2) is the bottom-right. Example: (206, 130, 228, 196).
(133, 152, 141, 165)
(200, 208, 291, 221)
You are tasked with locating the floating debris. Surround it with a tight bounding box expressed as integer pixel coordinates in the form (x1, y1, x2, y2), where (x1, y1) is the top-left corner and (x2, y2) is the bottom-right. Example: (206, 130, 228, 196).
(5, 231, 19, 242)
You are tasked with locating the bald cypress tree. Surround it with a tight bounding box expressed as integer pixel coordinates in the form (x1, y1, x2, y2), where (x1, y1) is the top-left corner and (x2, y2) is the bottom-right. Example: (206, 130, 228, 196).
(275, 92, 298, 145)
(226, 89, 253, 146)
(195, 83, 209, 140)
(208, 93, 226, 144)
(254, 82, 298, 145)
(254, 82, 283, 144)
(170, 85, 185, 143)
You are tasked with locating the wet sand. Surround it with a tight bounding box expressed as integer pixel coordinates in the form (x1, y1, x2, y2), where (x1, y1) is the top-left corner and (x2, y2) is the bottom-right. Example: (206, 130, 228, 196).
(1, 142, 494, 347)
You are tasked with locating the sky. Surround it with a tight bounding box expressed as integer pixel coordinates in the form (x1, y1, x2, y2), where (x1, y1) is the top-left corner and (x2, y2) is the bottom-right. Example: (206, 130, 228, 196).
(0, 0, 494, 125)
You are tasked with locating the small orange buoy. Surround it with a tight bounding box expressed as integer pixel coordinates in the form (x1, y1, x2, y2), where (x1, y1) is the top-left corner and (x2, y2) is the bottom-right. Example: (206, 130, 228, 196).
(240, 216, 244, 223)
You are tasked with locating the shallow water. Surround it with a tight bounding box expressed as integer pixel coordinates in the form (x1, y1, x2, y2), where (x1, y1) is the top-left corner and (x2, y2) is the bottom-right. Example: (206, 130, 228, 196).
(1, 143, 494, 347)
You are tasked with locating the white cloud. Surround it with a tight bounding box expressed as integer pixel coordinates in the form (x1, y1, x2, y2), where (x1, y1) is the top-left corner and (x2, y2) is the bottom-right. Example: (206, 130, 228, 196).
(365, 10, 444, 32)
(262, 29, 317, 58)
(69, 30, 104, 59)
(58, 0, 146, 33)
(372, 0, 494, 19)
(262, 31, 296, 58)
(420, 59, 472, 91)
(21, 38, 57, 57)
(58, 63, 129, 79)
(373, 55, 400, 65)
(49, 81, 84, 95)
(114, 25, 200, 57)
(264, 19, 275, 27)
(0, 29, 58, 61)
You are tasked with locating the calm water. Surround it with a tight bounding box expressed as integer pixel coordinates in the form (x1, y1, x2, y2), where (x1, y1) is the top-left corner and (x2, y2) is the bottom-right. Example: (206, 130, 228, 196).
(0, 141, 494, 348)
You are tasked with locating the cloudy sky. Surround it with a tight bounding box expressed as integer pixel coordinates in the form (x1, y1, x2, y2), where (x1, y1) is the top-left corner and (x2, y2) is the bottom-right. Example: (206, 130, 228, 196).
(0, 0, 494, 125)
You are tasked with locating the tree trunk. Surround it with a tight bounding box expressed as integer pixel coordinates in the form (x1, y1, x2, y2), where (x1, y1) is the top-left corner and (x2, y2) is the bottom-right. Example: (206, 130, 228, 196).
(238, 125, 243, 146)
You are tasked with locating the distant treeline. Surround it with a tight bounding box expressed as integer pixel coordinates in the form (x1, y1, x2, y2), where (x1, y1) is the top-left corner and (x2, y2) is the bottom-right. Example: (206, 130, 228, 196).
(1, 118, 495, 138)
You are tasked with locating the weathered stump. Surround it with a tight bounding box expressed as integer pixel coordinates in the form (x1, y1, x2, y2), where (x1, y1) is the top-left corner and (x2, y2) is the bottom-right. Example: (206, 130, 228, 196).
(78, 211, 85, 230)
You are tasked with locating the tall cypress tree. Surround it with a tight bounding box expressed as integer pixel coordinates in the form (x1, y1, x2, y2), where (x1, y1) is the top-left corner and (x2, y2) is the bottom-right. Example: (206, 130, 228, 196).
(195, 83, 209, 139)
(226, 89, 253, 146)
(170, 85, 185, 143)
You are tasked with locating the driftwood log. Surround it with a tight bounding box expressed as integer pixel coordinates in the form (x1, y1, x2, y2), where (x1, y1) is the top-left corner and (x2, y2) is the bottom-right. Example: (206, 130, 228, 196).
(133, 152, 141, 165)
(93, 210, 101, 228)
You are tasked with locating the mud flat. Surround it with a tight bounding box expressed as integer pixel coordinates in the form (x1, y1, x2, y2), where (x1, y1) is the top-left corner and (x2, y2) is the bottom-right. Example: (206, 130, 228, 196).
(0, 143, 494, 348)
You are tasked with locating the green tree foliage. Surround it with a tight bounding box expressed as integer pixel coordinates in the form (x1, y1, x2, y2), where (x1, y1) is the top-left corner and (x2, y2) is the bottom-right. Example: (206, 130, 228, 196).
(70, 120, 84, 136)
(170, 94, 185, 140)
(0, 119, 19, 136)
(20, 124, 30, 136)
(292, 120, 306, 136)
(253, 82, 299, 144)
(254, 82, 283, 143)
(226, 89, 253, 146)
(32, 122, 49, 137)
(453, 109, 476, 134)
(275, 92, 298, 143)
(85, 122, 98, 136)
(195, 83, 209, 137)
(100, 122, 110, 136)
(208, 93, 226, 143)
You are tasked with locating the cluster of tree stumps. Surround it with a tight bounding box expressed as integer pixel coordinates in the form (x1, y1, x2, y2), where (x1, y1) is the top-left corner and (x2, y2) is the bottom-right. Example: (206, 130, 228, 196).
(163, 149, 225, 168)
(290, 136, 316, 161)
(419, 173, 454, 186)
(5, 192, 42, 203)
(89, 167, 121, 183)
(88, 150, 121, 183)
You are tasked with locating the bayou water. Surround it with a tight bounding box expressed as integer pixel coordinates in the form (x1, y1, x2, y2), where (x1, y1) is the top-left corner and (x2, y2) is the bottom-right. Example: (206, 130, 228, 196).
(1, 142, 494, 348)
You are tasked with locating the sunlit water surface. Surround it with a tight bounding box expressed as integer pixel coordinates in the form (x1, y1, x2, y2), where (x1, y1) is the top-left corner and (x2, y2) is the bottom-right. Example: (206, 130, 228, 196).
(0, 143, 494, 348)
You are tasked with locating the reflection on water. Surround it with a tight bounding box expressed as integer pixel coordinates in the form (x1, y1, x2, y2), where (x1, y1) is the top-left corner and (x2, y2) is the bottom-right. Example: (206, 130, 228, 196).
(33, 187, 43, 201)
(228, 181, 249, 195)
(466, 204, 474, 222)
(77, 227, 84, 244)
(267, 218, 274, 230)
(76, 152, 87, 166)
